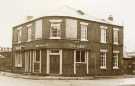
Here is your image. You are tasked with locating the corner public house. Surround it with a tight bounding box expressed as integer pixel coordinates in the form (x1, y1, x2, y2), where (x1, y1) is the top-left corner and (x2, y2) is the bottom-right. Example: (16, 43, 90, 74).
(12, 7, 123, 76)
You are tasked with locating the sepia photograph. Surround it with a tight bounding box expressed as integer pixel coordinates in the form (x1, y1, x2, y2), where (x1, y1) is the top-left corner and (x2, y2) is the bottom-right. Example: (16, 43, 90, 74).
(0, 0, 134, 86)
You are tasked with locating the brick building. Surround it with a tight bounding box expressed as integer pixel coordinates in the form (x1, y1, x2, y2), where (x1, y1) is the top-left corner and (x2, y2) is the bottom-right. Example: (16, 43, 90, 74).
(12, 7, 123, 76)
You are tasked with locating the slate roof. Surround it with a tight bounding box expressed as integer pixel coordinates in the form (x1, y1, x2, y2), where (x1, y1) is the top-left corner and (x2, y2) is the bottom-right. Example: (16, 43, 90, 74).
(46, 6, 119, 25)
(14, 6, 123, 27)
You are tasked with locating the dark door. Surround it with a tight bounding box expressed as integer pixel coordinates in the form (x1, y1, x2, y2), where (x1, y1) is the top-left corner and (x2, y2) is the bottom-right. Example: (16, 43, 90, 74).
(50, 55, 60, 74)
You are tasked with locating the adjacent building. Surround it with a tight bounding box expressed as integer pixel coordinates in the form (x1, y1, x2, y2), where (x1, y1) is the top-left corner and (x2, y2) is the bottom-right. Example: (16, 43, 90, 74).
(12, 7, 123, 76)
(0, 47, 12, 71)
(123, 52, 135, 74)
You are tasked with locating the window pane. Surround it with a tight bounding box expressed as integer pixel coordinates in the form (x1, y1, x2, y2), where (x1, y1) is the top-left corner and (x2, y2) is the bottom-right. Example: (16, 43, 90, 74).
(51, 24, 61, 38)
(114, 30, 118, 44)
(36, 50, 40, 61)
(52, 27, 57, 37)
(100, 51, 106, 68)
(100, 26, 107, 43)
(101, 29, 104, 42)
(100, 52, 104, 67)
(81, 25, 87, 41)
(15, 52, 22, 67)
(76, 51, 80, 62)
(81, 51, 85, 62)
(113, 53, 119, 67)
(28, 26, 32, 41)
(18, 28, 22, 42)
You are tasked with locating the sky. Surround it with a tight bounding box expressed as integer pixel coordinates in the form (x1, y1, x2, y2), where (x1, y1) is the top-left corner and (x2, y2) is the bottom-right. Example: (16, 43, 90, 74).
(0, 0, 134, 52)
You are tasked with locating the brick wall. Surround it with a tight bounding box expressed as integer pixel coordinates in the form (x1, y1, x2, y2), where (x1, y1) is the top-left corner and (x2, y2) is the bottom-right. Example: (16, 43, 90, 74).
(12, 16, 123, 76)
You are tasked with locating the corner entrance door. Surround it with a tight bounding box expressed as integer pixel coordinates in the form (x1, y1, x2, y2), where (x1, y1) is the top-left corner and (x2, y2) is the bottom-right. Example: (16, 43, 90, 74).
(47, 49, 62, 75)
(50, 55, 60, 74)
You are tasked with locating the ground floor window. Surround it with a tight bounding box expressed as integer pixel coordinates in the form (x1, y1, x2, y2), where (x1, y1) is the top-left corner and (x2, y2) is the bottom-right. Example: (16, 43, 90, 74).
(33, 50, 41, 73)
(15, 52, 22, 67)
(24, 50, 42, 73)
(34, 50, 40, 62)
(113, 51, 119, 69)
(100, 49, 107, 69)
(76, 50, 87, 63)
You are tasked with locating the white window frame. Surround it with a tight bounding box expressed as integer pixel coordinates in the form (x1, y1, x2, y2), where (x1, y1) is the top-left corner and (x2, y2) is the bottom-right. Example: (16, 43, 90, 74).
(15, 52, 22, 67)
(100, 26, 107, 43)
(80, 22, 88, 41)
(27, 24, 32, 42)
(113, 28, 119, 45)
(74, 50, 89, 74)
(100, 49, 107, 69)
(50, 23, 61, 39)
(17, 27, 22, 43)
(113, 51, 119, 69)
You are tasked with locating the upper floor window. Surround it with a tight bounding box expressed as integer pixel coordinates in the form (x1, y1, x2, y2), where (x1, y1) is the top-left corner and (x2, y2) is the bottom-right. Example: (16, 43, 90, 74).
(113, 28, 119, 44)
(113, 51, 119, 69)
(100, 26, 107, 43)
(27, 24, 32, 41)
(50, 24, 61, 39)
(17, 27, 22, 43)
(100, 49, 107, 69)
(80, 22, 88, 41)
(49, 19, 62, 39)
(35, 20, 42, 39)
(66, 19, 77, 39)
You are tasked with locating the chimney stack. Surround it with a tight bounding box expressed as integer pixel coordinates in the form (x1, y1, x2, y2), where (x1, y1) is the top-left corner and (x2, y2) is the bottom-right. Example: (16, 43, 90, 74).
(26, 16, 33, 21)
(108, 15, 113, 21)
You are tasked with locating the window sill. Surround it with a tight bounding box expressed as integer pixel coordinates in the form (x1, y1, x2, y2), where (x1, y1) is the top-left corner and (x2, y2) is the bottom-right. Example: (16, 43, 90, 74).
(50, 37, 61, 39)
(81, 39, 88, 41)
(113, 67, 119, 69)
(35, 38, 42, 40)
(100, 66, 107, 69)
(114, 43, 119, 45)
(100, 42, 107, 44)
(27, 40, 32, 42)
(113, 42, 119, 45)
(15, 65, 22, 68)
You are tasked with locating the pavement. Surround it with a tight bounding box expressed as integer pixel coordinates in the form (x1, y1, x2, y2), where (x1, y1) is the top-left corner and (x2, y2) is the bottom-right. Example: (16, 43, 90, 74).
(0, 71, 135, 80)
(0, 75, 127, 86)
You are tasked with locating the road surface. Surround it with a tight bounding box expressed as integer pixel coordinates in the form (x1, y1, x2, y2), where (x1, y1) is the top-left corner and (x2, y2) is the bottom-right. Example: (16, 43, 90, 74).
(0, 75, 134, 86)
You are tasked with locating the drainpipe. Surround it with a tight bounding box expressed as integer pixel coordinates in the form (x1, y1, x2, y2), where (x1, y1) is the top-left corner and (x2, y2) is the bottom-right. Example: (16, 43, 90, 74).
(94, 52, 97, 78)
(112, 27, 114, 74)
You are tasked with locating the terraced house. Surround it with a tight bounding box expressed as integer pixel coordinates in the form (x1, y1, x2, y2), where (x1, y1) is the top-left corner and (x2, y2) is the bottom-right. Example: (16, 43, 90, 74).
(12, 7, 123, 76)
